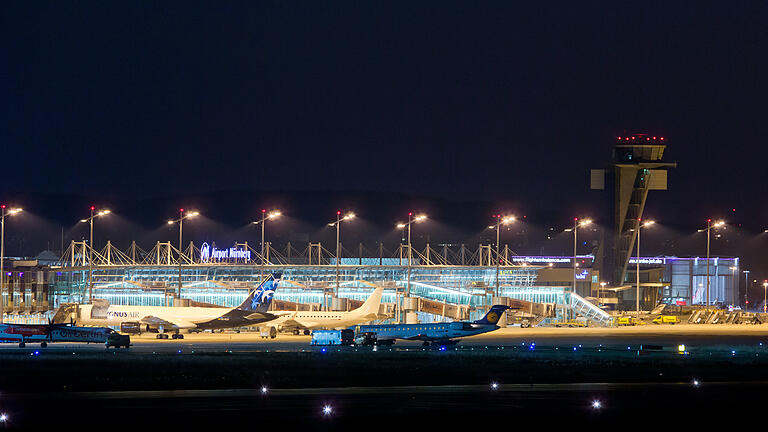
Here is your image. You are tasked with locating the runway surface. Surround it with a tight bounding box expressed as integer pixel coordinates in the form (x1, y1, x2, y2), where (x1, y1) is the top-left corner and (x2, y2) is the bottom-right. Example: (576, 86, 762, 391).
(2, 325, 768, 427)
(2, 324, 768, 353)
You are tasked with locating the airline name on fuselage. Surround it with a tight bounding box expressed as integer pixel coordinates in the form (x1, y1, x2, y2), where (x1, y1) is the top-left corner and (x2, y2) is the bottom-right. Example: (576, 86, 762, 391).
(107, 310, 141, 319)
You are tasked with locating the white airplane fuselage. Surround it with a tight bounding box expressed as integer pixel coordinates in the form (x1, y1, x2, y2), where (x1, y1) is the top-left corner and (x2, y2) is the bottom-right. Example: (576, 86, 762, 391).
(76, 304, 238, 330)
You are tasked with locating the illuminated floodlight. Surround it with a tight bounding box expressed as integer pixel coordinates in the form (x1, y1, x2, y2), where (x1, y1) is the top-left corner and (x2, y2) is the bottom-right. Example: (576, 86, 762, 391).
(591, 400, 602, 409)
(260, 386, 268, 394)
(343, 212, 355, 220)
(490, 382, 499, 390)
(642, 220, 655, 228)
(414, 214, 427, 222)
(678, 344, 686, 352)
(396, 223, 406, 229)
(268, 211, 281, 219)
(167, 220, 174, 225)
(714, 220, 725, 227)
(579, 219, 592, 227)
(488, 225, 495, 229)
(0, 413, 7, 422)
(322, 405, 333, 416)
(188, 211, 200, 217)
(8, 208, 22, 215)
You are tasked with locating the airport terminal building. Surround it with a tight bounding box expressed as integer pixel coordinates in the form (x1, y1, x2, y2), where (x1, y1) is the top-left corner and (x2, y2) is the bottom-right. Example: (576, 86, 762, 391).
(0, 240, 741, 324)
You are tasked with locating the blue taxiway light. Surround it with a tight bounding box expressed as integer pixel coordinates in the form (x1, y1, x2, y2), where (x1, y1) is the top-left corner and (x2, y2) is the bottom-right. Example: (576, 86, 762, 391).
(592, 400, 602, 409)
(322, 405, 333, 416)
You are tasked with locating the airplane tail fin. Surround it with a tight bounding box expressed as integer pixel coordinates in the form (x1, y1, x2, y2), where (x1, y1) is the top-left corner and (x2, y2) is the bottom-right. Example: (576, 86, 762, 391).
(473, 305, 510, 325)
(357, 287, 383, 316)
(238, 273, 281, 312)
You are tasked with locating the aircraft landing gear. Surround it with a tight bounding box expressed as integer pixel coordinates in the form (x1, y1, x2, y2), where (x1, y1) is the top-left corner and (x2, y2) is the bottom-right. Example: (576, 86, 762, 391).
(18, 342, 25, 348)
(293, 329, 300, 335)
(303, 329, 310, 335)
(41, 342, 48, 348)
(156, 333, 169, 340)
(171, 333, 184, 339)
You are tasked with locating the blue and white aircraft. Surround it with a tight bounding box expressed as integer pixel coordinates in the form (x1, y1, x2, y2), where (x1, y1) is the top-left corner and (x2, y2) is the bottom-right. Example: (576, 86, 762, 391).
(352, 305, 510, 346)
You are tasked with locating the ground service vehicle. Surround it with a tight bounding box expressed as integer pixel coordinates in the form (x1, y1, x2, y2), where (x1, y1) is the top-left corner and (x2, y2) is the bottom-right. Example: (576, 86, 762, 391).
(354, 331, 377, 346)
(553, 320, 587, 328)
(260, 326, 277, 339)
(105, 333, 131, 348)
(310, 329, 354, 346)
(616, 316, 644, 326)
(652, 315, 680, 324)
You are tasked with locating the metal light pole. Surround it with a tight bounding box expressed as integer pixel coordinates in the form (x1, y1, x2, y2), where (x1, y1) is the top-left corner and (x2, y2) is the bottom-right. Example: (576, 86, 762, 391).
(252, 210, 281, 282)
(80, 207, 110, 303)
(488, 215, 515, 297)
(566, 218, 591, 319)
(635, 219, 655, 313)
(167, 209, 199, 298)
(396, 213, 427, 310)
(698, 219, 724, 308)
(328, 211, 355, 303)
(743, 270, 750, 310)
(763, 281, 767, 313)
(0, 206, 22, 324)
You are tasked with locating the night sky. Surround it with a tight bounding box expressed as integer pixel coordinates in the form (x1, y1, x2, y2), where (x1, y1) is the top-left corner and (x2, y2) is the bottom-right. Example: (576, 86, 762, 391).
(1, 2, 767, 274)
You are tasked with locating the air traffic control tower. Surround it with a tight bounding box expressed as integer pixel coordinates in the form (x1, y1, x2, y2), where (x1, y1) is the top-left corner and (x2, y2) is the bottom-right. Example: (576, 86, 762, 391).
(591, 135, 676, 289)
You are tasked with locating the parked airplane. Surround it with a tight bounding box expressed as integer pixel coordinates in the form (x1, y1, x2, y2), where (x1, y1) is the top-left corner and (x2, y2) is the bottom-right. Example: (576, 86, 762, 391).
(53, 273, 281, 339)
(263, 287, 384, 335)
(352, 304, 510, 346)
(0, 321, 115, 348)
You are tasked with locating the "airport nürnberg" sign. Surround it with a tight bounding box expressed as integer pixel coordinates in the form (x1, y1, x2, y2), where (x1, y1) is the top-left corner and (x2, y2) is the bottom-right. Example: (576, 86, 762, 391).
(200, 242, 251, 262)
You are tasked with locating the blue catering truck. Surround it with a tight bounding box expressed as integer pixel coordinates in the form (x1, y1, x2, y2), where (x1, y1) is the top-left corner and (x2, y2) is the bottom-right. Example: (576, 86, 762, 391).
(310, 329, 354, 346)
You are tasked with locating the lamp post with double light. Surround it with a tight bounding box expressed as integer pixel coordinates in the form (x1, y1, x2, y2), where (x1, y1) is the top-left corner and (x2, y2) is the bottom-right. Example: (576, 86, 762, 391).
(252, 210, 281, 280)
(328, 211, 355, 304)
(167, 209, 199, 298)
(397, 213, 427, 300)
(488, 215, 516, 297)
(697, 219, 724, 307)
(635, 219, 655, 313)
(80, 207, 110, 303)
(564, 218, 591, 319)
(0, 206, 22, 324)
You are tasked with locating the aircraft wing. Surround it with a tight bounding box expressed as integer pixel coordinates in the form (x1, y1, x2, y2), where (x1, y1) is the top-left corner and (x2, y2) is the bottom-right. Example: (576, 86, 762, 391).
(139, 316, 197, 330)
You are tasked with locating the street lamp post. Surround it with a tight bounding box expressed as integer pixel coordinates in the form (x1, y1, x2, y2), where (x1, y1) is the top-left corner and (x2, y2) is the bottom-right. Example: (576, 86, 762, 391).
(328, 211, 355, 307)
(763, 281, 767, 313)
(697, 219, 724, 307)
(635, 219, 655, 313)
(80, 207, 110, 303)
(729, 266, 737, 307)
(167, 209, 199, 298)
(565, 218, 591, 319)
(488, 215, 516, 297)
(743, 270, 750, 310)
(0, 206, 22, 324)
(396, 213, 426, 299)
(252, 210, 281, 281)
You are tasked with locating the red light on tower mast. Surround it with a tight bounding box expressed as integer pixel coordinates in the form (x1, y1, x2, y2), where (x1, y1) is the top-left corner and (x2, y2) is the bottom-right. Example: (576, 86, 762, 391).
(90, 206, 95, 211)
